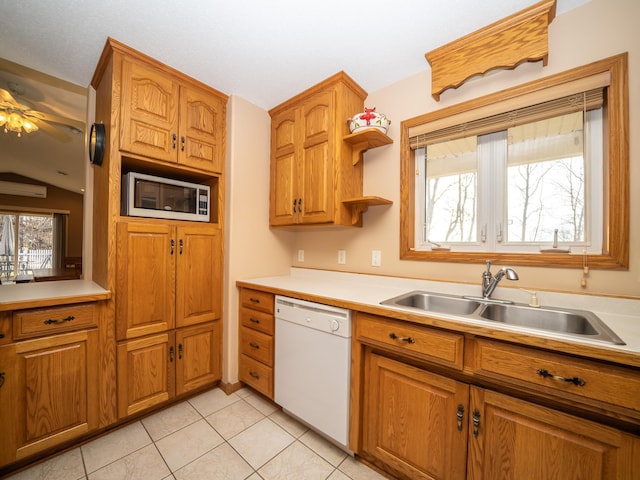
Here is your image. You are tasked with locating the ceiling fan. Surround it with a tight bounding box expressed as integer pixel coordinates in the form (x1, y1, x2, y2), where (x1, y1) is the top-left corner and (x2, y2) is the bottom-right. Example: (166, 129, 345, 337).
(0, 85, 84, 141)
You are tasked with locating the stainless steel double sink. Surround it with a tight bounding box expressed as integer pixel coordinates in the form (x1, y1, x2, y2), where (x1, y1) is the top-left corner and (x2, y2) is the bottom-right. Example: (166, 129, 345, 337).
(381, 291, 625, 345)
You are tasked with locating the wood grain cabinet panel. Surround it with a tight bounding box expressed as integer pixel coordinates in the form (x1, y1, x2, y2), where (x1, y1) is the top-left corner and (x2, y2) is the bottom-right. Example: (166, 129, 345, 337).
(0, 330, 98, 465)
(120, 57, 226, 173)
(356, 312, 464, 370)
(117, 333, 174, 418)
(238, 288, 275, 398)
(116, 222, 176, 340)
(269, 72, 367, 227)
(120, 58, 179, 162)
(471, 338, 640, 413)
(362, 353, 469, 480)
(13, 303, 96, 340)
(468, 387, 640, 480)
(175, 224, 222, 328)
(351, 312, 640, 480)
(175, 322, 221, 394)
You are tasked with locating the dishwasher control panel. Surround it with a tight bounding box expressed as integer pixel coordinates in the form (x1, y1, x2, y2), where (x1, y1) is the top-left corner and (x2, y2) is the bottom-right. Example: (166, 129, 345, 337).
(275, 296, 352, 338)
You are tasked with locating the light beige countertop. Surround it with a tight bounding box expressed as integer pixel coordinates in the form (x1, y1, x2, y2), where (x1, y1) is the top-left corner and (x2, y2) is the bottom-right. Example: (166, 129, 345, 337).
(0, 280, 111, 311)
(238, 268, 640, 366)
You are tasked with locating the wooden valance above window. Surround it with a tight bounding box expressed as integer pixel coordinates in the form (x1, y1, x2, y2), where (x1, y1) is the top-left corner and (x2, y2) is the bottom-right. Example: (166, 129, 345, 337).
(425, 0, 557, 101)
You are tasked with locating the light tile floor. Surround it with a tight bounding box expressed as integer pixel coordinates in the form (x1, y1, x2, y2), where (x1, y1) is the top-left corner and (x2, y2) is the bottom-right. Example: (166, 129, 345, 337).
(6, 387, 388, 480)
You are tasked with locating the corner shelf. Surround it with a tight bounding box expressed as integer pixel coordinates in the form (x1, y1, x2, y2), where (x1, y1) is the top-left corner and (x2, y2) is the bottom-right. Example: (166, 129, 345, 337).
(343, 128, 393, 165)
(342, 196, 393, 226)
(341, 128, 394, 225)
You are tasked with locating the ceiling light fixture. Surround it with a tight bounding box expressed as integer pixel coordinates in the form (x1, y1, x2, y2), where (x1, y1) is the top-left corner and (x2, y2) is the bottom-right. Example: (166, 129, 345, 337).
(0, 108, 39, 137)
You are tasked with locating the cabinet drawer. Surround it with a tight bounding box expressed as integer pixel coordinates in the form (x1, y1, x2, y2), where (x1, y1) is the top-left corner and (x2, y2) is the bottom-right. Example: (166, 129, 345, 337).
(13, 303, 96, 340)
(356, 312, 464, 370)
(240, 307, 274, 335)
(240, 326, 273, 366)
(239, 354, 273, 398)
(240, 289, 274, 315)
(473, 338, 640, 412)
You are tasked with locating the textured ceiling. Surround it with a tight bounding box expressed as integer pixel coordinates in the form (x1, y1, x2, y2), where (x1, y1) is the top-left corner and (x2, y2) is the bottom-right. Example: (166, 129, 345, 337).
(0, 0, 588, 193)
(0, 0, 588, 110)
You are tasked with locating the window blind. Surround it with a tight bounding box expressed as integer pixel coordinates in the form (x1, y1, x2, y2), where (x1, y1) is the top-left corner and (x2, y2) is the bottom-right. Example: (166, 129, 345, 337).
(409, 71, 609, 150)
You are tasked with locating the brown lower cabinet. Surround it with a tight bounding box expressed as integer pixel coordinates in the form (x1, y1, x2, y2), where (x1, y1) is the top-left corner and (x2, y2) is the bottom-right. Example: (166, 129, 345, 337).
(0, 306, 101, 466)
(117, 321, 220, 418)
(354, 312, 640, 480)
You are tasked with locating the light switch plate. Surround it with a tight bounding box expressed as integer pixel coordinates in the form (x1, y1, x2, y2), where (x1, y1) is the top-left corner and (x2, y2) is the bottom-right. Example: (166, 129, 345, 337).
(338, 250, 346, 264)
(297, 249, 304, 262)
(371, 250, 381, 267)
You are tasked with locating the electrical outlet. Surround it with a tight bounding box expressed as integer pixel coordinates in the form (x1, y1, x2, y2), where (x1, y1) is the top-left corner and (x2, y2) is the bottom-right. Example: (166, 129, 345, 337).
(297, 249, 304, 262)
(371, 250, 381, 267)
(338, 250, 346, 264)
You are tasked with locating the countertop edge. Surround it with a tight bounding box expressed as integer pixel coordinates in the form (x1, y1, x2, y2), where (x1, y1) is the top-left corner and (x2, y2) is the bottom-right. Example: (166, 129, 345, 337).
(0, 280, 112, 311)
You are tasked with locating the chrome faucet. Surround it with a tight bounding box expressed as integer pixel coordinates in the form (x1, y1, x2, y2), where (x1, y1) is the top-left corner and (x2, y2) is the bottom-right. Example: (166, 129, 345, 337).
(482, 260, 519, 299)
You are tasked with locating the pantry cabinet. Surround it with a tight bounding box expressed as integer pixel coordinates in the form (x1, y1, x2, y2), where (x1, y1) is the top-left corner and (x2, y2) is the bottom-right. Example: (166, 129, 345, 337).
(352, 311, 640, 480)
(92, 39, 227, 423)
(115, 220, 222, 417)
(121, 56, 226, 173)
(0, 303, 102, 467)
(116, 221, 222, 339)
(269, 72, 371, 227)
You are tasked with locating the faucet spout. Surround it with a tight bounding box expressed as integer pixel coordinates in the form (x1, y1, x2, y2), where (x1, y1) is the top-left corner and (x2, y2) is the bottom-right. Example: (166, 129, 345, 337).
(482, 264, 519, 299)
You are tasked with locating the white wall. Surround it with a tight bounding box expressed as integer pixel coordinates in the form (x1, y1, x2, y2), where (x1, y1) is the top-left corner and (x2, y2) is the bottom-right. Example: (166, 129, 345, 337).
(223, 95, 294, 384)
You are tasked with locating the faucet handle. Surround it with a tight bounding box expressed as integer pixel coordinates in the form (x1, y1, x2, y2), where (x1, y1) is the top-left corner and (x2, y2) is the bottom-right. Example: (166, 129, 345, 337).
(485, 260, 492, 273)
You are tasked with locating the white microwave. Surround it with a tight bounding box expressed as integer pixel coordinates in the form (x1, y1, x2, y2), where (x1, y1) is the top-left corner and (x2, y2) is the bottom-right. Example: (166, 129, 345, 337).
(122, 172, 210, 222)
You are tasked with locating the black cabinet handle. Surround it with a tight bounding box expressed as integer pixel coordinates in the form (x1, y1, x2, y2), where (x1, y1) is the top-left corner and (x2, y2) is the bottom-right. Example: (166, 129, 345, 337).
(44, 315, 75, 325)
(249, 371, 260, 379)
(456, 404, 464, 432)
(389, 332, 415, 344)
(537, 368, 586, 386)
(473, 409, 481, 438)
(169, 346, 175, 362)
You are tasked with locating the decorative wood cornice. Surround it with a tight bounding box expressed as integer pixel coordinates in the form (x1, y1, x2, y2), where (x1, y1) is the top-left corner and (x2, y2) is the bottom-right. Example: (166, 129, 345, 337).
(425, 0, 556, 100)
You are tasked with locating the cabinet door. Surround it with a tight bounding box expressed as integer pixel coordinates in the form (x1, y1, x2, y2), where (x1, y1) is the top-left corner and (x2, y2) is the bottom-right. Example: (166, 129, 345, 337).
(299, 91, 334, 224)
(269, 108, 298, 225)
(175, 321, 221, 394)
(468, 387, 640, 480)
(116, 222, 176, 340)
(117, 333, 175, 418)
(0, 330, 98, 465)
(175, 224, 221, 328)
(363, 353, 469, 480)
(120, 58, 180, 162)
(179, 85, 225, 173)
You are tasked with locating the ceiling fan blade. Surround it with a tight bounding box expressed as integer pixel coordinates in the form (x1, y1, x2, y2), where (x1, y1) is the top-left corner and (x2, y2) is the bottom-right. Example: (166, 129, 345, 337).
(30, 118, 72, 142)
(26, 110, 84, 131)
(0, 87, 18, 105)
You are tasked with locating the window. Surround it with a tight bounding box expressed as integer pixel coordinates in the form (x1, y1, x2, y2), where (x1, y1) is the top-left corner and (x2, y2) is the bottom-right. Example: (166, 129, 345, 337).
(400, 54, 628, 269)
(0, 211, 67, 280)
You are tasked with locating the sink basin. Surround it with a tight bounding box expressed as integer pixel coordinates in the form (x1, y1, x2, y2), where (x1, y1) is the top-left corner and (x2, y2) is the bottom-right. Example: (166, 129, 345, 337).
(380, 291, 625, 345)
(479, 304, 625, 344)
(381, 291, 480, 315)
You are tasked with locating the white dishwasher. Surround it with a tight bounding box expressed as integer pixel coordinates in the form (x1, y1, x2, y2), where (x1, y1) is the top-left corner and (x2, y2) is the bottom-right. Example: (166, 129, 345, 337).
(274, 295, 352, 451)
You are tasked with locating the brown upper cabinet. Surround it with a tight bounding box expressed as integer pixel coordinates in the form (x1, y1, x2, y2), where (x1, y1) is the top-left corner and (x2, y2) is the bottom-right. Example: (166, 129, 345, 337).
(120, 55, 226, 173)
(269, 72, 386, 227)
